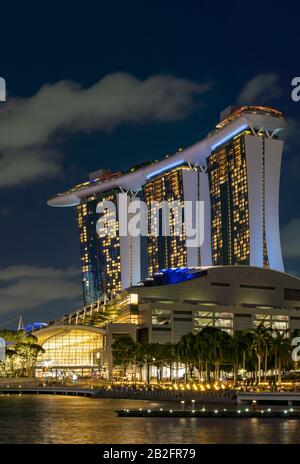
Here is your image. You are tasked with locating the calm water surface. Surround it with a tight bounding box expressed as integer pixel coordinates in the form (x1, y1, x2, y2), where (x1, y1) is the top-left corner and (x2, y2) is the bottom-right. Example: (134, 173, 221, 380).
(0, 395, 299, 444)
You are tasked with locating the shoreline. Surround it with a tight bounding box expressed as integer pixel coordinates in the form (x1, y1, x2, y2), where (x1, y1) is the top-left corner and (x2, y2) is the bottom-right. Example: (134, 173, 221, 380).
(0, 385, 236, 404)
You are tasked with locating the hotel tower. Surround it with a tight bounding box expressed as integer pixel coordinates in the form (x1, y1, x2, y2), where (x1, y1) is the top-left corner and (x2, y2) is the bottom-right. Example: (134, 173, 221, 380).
(48, 106, 287, 305)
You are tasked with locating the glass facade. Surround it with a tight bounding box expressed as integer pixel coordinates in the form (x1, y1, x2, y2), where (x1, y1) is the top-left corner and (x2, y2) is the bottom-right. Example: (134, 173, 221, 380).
(253, 314, 289, 333)
(193, 310, 233, 335)
(208, 132, 251, 265)
(97, 192, 122, 300)
(143, 167, 190, 275)
(77, 191, 121, 304)
(151, 308, 171, 326)
(77, 198, 102, 305)
(36, 328, 104, 376)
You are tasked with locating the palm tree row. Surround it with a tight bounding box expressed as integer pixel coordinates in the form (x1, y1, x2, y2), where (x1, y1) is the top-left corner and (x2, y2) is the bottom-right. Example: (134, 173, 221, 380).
(112, 323, 294, 385)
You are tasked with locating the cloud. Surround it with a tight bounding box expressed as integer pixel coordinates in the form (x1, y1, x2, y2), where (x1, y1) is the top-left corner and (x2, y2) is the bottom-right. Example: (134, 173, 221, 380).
(0, 148, 62, 188)
(281, 218, 300, 258)
(0, 73, 212, 188)
(237, 73, 282, 105)
(0, 265, 82, 315)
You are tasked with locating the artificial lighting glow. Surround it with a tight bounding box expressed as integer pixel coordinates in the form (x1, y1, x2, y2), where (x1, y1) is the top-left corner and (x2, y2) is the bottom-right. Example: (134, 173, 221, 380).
(211, 124, 248, 150)
(129, 293, 139, 305)
(145, 159, 184, 180)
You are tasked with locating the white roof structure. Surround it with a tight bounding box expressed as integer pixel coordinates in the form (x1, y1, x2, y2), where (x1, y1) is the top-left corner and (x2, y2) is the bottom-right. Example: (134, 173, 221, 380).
(48, 106, 286, 207)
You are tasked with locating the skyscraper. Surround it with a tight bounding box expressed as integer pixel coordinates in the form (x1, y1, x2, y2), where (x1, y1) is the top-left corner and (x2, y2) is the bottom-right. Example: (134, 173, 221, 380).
(207, 106, 285, 270)
(143, 165, 211, 275)
(48, 105, 287, 305)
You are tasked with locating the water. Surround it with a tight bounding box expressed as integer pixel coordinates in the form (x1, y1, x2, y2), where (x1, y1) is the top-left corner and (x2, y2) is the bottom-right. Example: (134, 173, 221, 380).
(0, 395, 299, 444)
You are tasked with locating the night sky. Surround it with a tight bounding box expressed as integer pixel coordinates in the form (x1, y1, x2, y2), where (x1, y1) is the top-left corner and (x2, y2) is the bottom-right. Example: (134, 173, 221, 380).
(0, 2, 299, 327)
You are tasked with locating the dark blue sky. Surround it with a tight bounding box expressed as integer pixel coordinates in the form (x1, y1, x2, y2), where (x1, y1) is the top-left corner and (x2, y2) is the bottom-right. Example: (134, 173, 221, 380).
(0, 2, 299, 327)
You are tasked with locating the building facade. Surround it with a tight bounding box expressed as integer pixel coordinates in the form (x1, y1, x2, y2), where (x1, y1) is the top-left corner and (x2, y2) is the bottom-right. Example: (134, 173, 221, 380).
(34, 265, 300, 379)
(48, 105, 287, 305)
(143, 165, 211, 275)
(77, 188, 144, 304)
(207, 123, 284, 270)
(105, 266, 300, 344)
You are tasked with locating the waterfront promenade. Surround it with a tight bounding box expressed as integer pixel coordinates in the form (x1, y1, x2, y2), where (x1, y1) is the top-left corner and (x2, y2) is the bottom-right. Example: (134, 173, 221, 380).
(0, 383, 235, 403)
(2, 380, 300, 406)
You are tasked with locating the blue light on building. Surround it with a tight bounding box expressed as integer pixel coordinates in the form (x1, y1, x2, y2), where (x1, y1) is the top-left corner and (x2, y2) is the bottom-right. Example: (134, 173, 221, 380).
(211, 124, 248, 150)
(145, 159, 184, 180)
(25, 322, 48, 332)
(141, 267, 207, 286)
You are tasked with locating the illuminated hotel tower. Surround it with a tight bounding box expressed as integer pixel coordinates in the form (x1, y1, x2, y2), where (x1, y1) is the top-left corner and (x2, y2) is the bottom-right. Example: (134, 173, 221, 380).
(143, 165, 211, 275)
(72, 170, 144, 305)
(207, 106, 286, 270)
(48, 105, 287, 304)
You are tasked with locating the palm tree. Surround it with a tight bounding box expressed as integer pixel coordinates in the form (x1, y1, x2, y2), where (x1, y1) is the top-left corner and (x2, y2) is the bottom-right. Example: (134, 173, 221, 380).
(229, 331, 249, 383)
(250, 322, 271, 384)
(193, 332, 207, 381)
(176, 332, 195, 383)
(270, 331, 292, 387)
(200, 326, 231, 380)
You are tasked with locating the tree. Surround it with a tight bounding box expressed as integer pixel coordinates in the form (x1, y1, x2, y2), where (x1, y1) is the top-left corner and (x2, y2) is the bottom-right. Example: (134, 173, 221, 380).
(111, 335, 137, 377)
(250, 323, 272, 384)
(270, 331, 292, 386)
(149, 344, 165, 383)
(136, 343, 160, 384)
(200, 326, 231, 380)
(176, 332, 195, 383)
(229, 331, 253, 383)
(161, 343, 178, 381)
(0, 329, 46, 377)
(83, 311, 109, 327)
(14, 343, 45, 377)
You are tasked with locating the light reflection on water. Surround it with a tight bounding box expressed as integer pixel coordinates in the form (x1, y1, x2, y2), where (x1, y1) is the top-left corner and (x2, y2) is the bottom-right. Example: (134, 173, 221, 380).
(0, 395, 299, 444)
